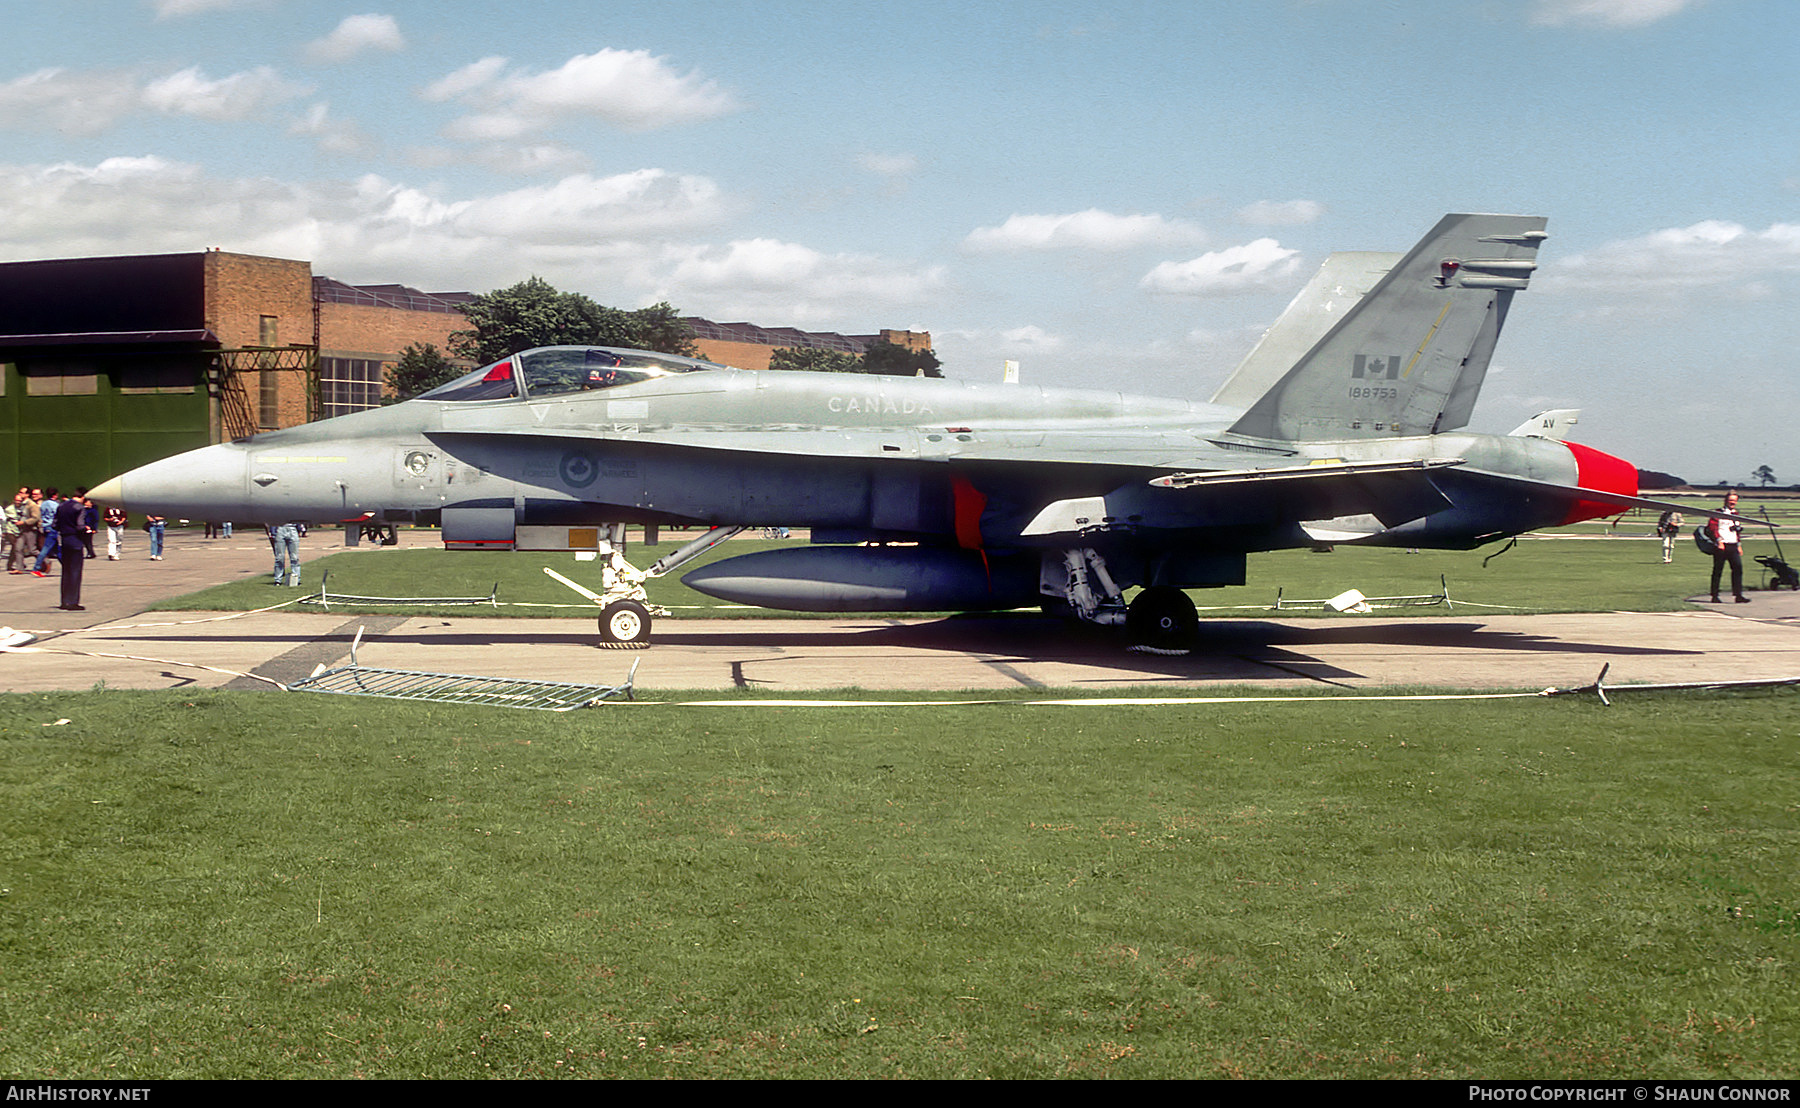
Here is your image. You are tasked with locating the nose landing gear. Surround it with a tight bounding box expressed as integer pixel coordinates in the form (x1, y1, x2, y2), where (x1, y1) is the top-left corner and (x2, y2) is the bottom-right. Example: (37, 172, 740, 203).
(544, 525, 746, 648)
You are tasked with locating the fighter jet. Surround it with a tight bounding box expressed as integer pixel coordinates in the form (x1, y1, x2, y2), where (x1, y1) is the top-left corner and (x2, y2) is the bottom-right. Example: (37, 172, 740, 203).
(93, 214, 1723, 650)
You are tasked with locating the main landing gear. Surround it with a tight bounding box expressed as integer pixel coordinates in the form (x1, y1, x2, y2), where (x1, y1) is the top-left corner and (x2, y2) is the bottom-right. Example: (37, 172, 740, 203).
(1126, 586, 1198, 654)
(1051, 547, 1198, 653)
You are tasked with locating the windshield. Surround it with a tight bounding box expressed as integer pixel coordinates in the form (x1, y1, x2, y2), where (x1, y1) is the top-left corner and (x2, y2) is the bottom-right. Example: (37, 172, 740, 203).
(418, 359, 519, 402)
(418, 346, 725, 402)
(513, 347, 720, 396)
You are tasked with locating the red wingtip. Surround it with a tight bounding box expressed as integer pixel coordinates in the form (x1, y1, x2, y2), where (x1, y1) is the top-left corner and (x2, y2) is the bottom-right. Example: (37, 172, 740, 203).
(1561, 441, 1639, 526)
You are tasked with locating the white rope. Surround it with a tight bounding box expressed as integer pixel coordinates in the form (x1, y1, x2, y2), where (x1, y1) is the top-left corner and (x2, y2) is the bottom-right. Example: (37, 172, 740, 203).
(0, 642, 287, 689)
(74, 595, 311, 634)
(626, 691, 1548, 708)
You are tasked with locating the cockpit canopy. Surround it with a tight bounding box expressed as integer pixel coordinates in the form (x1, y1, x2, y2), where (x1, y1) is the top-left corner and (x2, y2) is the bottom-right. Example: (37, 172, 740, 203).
(418, 346, 730, 403)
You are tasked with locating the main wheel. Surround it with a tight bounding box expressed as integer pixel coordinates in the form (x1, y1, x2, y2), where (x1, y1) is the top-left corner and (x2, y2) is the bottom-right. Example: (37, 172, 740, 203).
(599, 600, 651, 648)
(1126, 586, 1197, 652)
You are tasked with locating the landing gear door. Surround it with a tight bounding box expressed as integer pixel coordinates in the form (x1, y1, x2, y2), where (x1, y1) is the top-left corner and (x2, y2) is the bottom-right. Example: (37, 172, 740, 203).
(869, 430, 936, 533)
(442, 506, 515, 550)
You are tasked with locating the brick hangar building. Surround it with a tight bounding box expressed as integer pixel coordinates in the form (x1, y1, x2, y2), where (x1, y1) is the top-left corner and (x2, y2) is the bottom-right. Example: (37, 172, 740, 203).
(0, 249, 929, 498)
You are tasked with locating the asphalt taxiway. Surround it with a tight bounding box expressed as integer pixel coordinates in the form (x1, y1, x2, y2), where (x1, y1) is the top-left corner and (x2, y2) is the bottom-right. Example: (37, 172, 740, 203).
(4, 527, 1799, 695)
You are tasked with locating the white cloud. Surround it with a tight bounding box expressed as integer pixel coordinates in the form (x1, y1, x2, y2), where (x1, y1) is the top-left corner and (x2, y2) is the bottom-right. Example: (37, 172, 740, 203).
(664, 239, 947, 325)
(942, 325, 1066, 353)
(142, 65, 308, 121)
(427, 48, 739, 138)
(478, 143, 591, 177)
(963, 209, 1205, 253)
(1529, 0, 1699, 28)
(1140, 238, 1302, 296)
(858, 152, 918, 178)
(1553, 220, 1800, 291)
(151, 0, 260, 17)
(306, 15, 407, 64)
(454, 169, 728, 241)
(997, 325, 1065, 353)
(0, 155, 942, 326)
(0, 68, 142, 136)
(672, 238, 821, 286)
(1186, 323, 1270, 351)
(1236, 199, 1325, 227)
(930, 326, 1070, 382)
(407, 137, 593, 176)
(422, 56, 510, 102)
(0, 156, 297, 257)
(0, 64, 308, 133)
(0, 63, 306, 133)
(0, 156, 750, 299)
(289, 102, 375, 156)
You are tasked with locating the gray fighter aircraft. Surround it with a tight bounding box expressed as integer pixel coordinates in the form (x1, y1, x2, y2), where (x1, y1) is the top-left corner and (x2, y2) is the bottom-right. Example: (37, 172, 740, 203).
(93, 214, 1721, 649)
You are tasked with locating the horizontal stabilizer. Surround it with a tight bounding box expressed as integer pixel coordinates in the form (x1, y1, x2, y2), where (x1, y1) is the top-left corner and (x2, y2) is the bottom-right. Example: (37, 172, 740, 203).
(1149, 457, 1463, 489)
(1021, 458, 1460, 540)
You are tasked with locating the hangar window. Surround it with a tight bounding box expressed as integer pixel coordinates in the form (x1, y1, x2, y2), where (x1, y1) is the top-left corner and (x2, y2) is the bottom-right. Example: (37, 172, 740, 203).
(21, 361, 98, 396)
(320, 357, 383, 417)
(117, 357, 199, 395)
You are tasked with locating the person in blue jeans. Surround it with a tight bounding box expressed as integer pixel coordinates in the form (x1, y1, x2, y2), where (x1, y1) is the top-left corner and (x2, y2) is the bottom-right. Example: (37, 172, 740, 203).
(268, 522, 301, 586)
(32, 489, 60, 573)
(147, 515, 165, 560)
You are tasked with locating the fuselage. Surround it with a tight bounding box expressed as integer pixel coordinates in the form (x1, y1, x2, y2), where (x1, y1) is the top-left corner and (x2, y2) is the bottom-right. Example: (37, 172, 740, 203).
(95, 354, 1629, 550)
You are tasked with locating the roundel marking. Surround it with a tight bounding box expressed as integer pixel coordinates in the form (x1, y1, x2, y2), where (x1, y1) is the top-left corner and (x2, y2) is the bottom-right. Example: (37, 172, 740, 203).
(560, 450, 599, 489)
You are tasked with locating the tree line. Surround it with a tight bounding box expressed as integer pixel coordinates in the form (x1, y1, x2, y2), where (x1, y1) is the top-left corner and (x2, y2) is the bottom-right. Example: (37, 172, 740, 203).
(387, 276, 938, 400)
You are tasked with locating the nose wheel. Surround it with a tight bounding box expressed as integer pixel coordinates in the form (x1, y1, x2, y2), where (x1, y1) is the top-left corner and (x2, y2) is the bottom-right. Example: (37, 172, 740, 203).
(599, 599, 652, 648)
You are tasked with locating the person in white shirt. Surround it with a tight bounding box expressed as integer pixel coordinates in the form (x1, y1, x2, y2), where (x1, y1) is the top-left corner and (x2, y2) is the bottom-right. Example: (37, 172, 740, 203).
(1706, 492, 1749, 603)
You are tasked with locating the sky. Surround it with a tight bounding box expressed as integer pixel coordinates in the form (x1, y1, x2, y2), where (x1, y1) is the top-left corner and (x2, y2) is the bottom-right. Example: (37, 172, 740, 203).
(4, 0, 1797, 485)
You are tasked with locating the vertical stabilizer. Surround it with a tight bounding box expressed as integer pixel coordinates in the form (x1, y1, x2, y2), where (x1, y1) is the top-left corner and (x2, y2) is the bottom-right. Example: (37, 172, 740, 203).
(1227, 214, 1546, 441)
(1509, 409, 1580, 438)
(1211, 251, 1399, 409)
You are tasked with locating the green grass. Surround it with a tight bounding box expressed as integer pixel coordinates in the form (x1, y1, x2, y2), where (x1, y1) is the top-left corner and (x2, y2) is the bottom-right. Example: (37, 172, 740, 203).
(150, 536, 784, 619)
(19, 501, 1795, 1077)
(151, 522, 1794, 620)
(2, 688, 1796, 1078)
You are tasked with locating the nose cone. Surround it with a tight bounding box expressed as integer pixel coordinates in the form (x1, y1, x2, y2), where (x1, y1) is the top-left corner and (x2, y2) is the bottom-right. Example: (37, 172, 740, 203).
(1562, 440, 1640, 525)
(94, 442, 251, 520)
